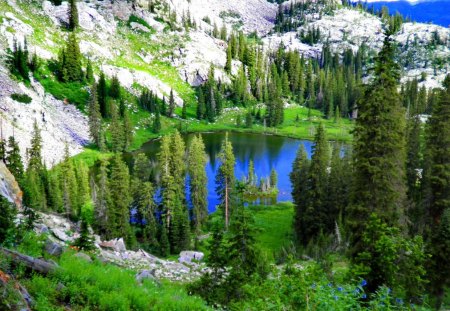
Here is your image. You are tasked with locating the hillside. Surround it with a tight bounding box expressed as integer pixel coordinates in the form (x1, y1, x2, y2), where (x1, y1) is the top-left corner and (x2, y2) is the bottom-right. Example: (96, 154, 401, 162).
(0, 0, 450, 309)
(0, 0, 448, 165)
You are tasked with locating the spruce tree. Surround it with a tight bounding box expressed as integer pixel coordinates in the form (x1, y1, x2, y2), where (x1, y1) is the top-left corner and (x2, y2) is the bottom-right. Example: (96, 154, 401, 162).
(216, 133, 235, 229)
(188, 135, 208, 233)
(168, 89, 176, 117)
(88, 85, 102, 147)
(290, 144, 310, 244)
(109, 75, 121, 100)
(6, 136, 24, 181)
(152, 106, 161, 133)
(97, 72, 109, 118)
(196, 88, 206, 120)
(93, 158, 111, 237)
(225, 43, 232, 74)
(423, 75, 450, 308)
(348, 35, 407, 255)
(85, 58, 94, 84)
(63, 32, 83, 82)
(302, 124, 330, 244)
(182, 101, 187, 119)
(68, 0, 79, 30)
(109, 153, 133, 246)
(0, 196, 16, 245)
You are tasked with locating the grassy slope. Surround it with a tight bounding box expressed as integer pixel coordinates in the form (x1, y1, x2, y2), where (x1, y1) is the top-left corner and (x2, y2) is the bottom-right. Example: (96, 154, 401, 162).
(249, 202, 295, 261)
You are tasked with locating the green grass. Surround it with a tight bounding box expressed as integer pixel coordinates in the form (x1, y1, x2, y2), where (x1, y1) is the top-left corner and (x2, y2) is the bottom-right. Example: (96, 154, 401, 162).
(22, 251, 210, 311)
(185, 105, 353, 142)
(249, 202, 295, 261)
(37, 76, 89, 111)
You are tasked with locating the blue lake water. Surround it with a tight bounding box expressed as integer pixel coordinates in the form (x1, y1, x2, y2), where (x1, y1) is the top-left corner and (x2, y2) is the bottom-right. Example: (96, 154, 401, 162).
(363, 1, 450, 27)
(137, 132, 315, 213)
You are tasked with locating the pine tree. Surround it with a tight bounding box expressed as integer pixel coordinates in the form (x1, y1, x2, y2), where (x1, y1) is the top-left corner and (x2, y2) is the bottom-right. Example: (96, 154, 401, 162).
(93, 158, 111, 237)
(98, 72, 109, 118)
(6, 136, 24, 181)
(60, 145, 79, 219)
(225, 43, 232, 74)
(68, 0, 79, 30)
(300, 124, 330, 244)
(85, 58, 94, 84)
(270, 168, 277, 189)
(188, 135, 208, 233)
(110, 103, 124, 152)
(0, 196, 16, 245)
(88, 85, 102, 147)
(109, 153, 133, 246)
(216, 133, 235, 229)
(424, 75, 450, 308)
(152, 106, 161, 133)
(109, 75, 121, 100)
(73, 216, 95, 251)
(290, 144, 310, 243)
(348, 35, 407, 255)
(168, 89, 176, 117)
(62, 32, 83, 82)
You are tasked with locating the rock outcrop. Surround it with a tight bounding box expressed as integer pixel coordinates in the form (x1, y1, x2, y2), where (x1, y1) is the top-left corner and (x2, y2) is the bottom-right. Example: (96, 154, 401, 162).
(0, 161, 22, 207)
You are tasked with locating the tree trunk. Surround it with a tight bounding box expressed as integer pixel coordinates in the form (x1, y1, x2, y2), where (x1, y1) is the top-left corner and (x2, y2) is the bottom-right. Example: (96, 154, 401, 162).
(0, 248, 58, 275)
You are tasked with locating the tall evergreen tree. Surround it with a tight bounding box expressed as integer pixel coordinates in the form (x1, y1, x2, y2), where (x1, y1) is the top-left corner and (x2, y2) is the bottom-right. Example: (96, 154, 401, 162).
(6, 136, 24, 182)
(0, 196, 16, 245)
(423, 75, 450, 308)
(109, 153, 133, 246)
(348, 35, 407, 255)
(97, 72, 109, 118)
(216, 134, 235, 229)
(68, 0, 79, 30)
(290, 144, 310, 244)
(88, 85, 102, 147)
(188, 135, 208, 233)
(168, 89, 176, 117)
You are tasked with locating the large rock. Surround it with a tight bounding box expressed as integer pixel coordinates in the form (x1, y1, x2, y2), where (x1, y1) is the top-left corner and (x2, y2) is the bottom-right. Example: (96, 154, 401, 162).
(99, 238, 127, 253)
(135, 269, 157, 283)
(44, 239, 63, 257)
(51, 228, 72, 242)
(0, 161, 22, 208)
(179, 251, 204, 264)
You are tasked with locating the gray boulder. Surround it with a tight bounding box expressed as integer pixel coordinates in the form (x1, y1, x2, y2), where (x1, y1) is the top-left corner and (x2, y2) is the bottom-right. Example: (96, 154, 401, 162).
(136, 269, 156, 282)
(44, 239, 63, 257)
(179, 251, 204, 264)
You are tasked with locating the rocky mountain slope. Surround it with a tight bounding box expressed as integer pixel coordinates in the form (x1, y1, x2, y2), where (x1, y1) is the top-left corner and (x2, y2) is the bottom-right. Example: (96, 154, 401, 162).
(0, 0, 449, 166)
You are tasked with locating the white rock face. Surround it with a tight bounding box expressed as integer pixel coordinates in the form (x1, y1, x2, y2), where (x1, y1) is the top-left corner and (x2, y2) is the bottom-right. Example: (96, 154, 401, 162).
(102, 65, 184, 106)
(0, 69, 90, 167)
(163, 0, 277, 36)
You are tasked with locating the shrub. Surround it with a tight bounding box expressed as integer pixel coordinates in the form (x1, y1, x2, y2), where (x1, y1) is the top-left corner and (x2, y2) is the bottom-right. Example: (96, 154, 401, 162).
(11, 93, 32, 104)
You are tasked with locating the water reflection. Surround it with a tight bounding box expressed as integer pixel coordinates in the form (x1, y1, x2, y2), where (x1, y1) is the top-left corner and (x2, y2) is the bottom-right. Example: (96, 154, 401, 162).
(133, 132, 315, 213)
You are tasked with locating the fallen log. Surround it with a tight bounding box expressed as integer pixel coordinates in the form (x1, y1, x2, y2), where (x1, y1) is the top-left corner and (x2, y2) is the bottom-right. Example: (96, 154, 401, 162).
(0, 248, 58, 275)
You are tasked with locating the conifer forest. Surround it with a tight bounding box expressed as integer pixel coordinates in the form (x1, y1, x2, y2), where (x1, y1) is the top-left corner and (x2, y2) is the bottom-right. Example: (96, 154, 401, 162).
(0, 0, 449, 310)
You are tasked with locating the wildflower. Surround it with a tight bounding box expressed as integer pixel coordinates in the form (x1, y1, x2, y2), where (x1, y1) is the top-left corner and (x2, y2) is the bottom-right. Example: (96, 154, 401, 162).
(328, 283, 332, 287)
(360, 279, 367, 287)
(311, 283, 316, 289)
(362, 294, 367, 299)
(334, 296, 338, 301)
(337, 287, 343, 292)
(354, 288, 360, 294)
(396, 298, 404, 305)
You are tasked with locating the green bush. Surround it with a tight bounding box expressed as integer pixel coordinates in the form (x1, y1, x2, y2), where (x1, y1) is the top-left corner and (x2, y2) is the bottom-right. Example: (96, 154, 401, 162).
(24, 252, 210, 310)
(38, 78, 89, 110)
(11, 93, 32, 104)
